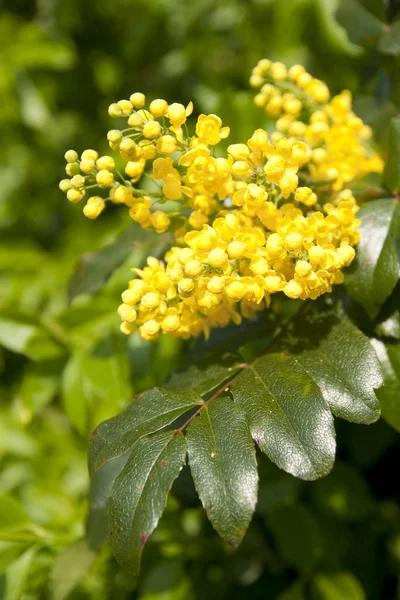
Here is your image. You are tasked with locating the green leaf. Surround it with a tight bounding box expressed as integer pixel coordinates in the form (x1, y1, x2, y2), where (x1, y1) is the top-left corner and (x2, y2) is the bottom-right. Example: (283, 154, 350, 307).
(0, 543, 29, 577)
(266, 505, 322, 573)
(18, 361, 60, 421)
(231, 354, 336, 480)
(62, 335, 132, 436)
(384, 117, 400, 193)
(108, 431, 186, 574)
(3, 545, 39, 600)
(186, 395, 258, 547)
(283, 313, 382, 424)
(68, 223, 162, 301)
(378, 21, 400, 55)
(311, 462, 374, 521)
(89, 388, 202, 473)
(165, 351, 243, 396)
(336, 0, 385, 47)
(370, 339, 400, 431)
(345, 199, 400, 318)
(52, 540, 96, 600)
(0, 313, 64, 361)
(312, 571, 366, 600)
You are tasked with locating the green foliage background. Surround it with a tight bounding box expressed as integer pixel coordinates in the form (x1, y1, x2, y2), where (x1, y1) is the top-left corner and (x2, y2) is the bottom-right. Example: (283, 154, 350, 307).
(1, 0, 400, 598)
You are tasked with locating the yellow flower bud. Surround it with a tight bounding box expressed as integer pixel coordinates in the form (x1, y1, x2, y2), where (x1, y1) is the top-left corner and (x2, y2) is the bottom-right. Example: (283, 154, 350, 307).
(108, 103, 123, 118)
(114, 185, 134, 205)
(141, 319, 160, 339)
(150, 99, 168, 117)
(207, 276, 225, 294)
(96, 156, 115, 171)
(225, 281, 247, 301)
(59, 179, 71, 192)
(117, 99, 133, 116)
(129, 92, 146, 108)
(150, 210, 171, 233)
(161, 314, 180, 332)
(264, 156, 285, 181)
(184, 260, 203, 278)
(118, 304, 137, 322)
(125, 160, 145, 179)
(264, 275, 282, 293)
(67, 188, 83, 203)
(227, 144, 250, 161)
(141, 292, 160, 309)
(208, 248, 228, 267)
(285, 232, 303, 251)
(64, 149, 78, 163)
(295, 187, 317, 207)
(65, 162, 80, 176)
(96, 170, 114, 187)
(163, 179, 182, 200)
(283, 280, 303, 299)
(107, 130, 123, 144)
(70, 174, 85, 188)
(295, 261, 312, 277)
(143, 120, 162, 139)
(227, 241, 246, 259)
(120, 321, 136, 335)
(270, 62, 287, 80)
(80, 159, 95, 174)
(81, 149, 99, 161)
(178, 277, 195, 295)
(83, 197, 106, 219)
(157, 135, 178, 155)
(288, 64, 305, 81)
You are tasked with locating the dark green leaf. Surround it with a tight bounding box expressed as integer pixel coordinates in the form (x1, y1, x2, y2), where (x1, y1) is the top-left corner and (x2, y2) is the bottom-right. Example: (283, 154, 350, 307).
(384, 117, 400, 193)
(187, 395, 258, 547)
(378, 21, 400, 55)
(336, 0, 385, 46)
(109, 431, 186, 574)
(345, 199, 400, 318)
(267, 505, 322, 573)
(312, 571, 366, 600)
(52, 540, 96, 600)
(370, 339, 400, 431)
(231, 354, 336, 480)
(89, 388, 202, 473)
(165, 351, 243, 396)
(283, 313, 382, 424)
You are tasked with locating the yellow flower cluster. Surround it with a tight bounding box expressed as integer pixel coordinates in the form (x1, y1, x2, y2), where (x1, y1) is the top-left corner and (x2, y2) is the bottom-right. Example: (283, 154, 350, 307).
(250, 60, 383, 192)
(119, 194, 359, 339)
(60, 59, 384, 340)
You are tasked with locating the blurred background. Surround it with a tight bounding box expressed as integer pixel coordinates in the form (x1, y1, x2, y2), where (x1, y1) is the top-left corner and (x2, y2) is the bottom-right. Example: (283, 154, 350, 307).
(1, 0, 400, 598)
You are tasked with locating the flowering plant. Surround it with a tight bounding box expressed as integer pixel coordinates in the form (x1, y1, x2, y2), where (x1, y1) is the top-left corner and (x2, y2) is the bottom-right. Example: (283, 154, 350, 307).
(61, 59, 399, 575)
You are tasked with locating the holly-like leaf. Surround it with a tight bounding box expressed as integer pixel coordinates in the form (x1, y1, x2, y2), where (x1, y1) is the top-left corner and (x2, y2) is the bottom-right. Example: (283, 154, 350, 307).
(186, 395, 258, 547)
(283, 313, 382, 424)
(108, 431, 186, 574)
(384, 117, 400, 193)
(231, 354, 336, 481)
(88, 388, 202, 473)
(345, 199, 400, 319)
(370, 339, 400, 432)
(336, 0, 385, 47)
(165, 351, 243, 396)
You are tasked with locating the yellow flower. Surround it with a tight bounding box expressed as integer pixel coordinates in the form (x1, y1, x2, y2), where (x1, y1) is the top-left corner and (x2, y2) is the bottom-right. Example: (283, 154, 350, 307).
(195, 114, 230, 145)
